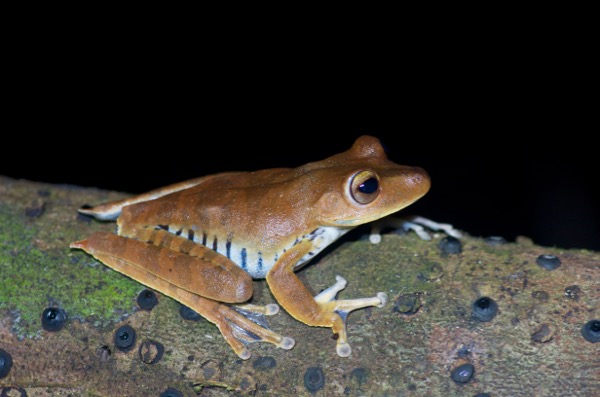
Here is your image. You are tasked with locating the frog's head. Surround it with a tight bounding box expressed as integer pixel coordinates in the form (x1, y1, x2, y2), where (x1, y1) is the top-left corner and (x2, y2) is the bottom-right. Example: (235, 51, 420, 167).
(310, 135, 431, 227)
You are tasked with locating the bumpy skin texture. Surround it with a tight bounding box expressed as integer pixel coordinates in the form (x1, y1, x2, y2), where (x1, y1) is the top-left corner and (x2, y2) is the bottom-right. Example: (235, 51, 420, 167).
(71, 135, 431, 359)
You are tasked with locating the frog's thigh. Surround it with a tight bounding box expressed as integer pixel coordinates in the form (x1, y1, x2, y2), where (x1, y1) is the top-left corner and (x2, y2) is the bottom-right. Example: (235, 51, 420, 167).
(73, 232, 252, 303)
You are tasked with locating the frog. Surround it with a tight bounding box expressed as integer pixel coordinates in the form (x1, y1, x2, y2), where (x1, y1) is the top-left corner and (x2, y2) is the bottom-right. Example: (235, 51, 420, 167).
(70, 135, 431, 359)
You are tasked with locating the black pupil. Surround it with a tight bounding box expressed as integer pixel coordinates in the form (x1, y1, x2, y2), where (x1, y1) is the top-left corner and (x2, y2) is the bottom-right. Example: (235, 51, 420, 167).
(592, 321, 600, 333)
(47, 310, 57, 320)
(119, 331, 129, 340)
(358, 177, 378, 194)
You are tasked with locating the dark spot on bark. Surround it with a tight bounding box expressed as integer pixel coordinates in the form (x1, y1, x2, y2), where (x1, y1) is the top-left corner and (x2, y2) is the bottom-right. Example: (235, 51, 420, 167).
(457, 346, 471, 357)
(417, 263, 443, 281)
(203, 367, 216, 378)
(200, 359, 223, 381)
(159, 388, 183, 397)
(179, 304, 204, 321)
(41, 307, 67, 332)
(393, 292, 422, 315)
(439, 236, 462, 255)
(136, 289, 158, 310)
(531, 324, 553, 343)
(239, 376, 253, 390)
(304, 367, 325, 392)
(472, 297, 498, 322)
(253, 356, 277, 370)
(0, 348, 13, 379)
(139, 340, 164, 364)
(451, 363, 475, 383)
(531, 290, 549, 301)
(581, 319, 600, 343)
(96, 345, 111, 362)
(350, 368, 368, 386)
(536, 254, 561, 270)
(564, 285, 581, 301)
(114, 325, 136, 352)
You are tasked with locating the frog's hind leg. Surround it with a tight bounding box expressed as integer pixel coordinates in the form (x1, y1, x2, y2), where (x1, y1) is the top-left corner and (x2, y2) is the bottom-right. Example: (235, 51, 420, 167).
(71, 232, 294, 359)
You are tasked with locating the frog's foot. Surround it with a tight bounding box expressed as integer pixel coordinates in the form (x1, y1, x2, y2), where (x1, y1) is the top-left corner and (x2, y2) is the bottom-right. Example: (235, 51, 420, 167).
(227, 303, 280, 337)
(225, 303, 283, 345)
(214, 303, 295, 360)
(369, 215, 462, 244)
(316, 276, 388, 357)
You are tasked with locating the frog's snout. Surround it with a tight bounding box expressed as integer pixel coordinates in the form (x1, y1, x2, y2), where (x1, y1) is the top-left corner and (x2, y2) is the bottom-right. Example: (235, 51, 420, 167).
(407, 166, 431, 197)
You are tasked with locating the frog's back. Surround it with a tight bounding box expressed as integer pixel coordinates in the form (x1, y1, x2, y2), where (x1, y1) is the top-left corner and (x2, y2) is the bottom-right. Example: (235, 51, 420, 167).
(112, 168, 331, 278)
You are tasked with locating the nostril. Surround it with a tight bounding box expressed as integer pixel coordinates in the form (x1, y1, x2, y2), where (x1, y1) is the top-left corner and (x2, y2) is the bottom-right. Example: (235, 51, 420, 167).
(410, 166, 430, 180)
(410, 167, 431, 191)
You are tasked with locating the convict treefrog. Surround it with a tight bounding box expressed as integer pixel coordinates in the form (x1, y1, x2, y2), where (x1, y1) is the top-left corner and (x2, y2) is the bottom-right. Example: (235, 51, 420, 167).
(71, 135, 431, 359)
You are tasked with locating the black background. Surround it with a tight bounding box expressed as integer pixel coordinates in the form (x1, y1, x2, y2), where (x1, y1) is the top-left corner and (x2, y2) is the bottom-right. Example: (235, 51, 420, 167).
(2, 32, 598, 252)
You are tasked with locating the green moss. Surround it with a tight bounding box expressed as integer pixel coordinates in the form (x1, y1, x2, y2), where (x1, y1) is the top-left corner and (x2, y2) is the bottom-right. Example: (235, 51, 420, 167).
(0, 204, 141, 338)
(314, 235, 450, 297)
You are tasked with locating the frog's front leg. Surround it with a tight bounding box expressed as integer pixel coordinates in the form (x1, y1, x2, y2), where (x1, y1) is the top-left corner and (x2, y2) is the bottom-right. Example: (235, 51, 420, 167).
(266, 240, 387, 357)
(71, 232, 294, 359)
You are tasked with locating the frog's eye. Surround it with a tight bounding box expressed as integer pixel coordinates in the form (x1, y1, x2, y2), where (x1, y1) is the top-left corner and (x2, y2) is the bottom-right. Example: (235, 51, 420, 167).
(349, 171, 380, 204)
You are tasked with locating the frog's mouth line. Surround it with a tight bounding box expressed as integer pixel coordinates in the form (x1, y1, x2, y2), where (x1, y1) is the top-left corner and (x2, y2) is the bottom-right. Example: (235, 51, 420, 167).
(332, 212, 402, 227)
(331, 199, 425, 227)
(333, 218, 383, 227)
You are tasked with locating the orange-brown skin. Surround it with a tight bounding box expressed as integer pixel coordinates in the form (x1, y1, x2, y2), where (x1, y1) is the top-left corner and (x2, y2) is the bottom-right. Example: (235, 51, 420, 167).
(71, 135, 430, 359)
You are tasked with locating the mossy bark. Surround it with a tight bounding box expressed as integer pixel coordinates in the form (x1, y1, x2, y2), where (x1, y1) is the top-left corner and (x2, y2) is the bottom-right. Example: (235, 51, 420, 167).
(0, 176, 598, 396)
